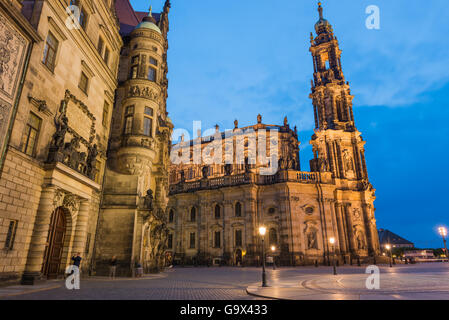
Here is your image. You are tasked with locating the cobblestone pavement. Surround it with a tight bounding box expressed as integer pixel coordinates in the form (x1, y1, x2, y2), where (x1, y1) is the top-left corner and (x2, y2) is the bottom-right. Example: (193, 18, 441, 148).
(1, 267, 268, 300)
(2, 263, 449, 300)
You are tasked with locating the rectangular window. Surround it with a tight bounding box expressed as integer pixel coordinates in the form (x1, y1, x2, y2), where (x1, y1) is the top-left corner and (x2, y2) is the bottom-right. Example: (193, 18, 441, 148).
(214, 231, 221, 248)
(124, 116, 133, 135)
(189, 233, 196, 249)
(143, 117, 153, 137)
(97, 37, 104, 55)
(102, 101, 110, 127)
(21, 113, 41, 157)
(42, 32, 58, 71)
(104, 47, 110, 65)
(148, 67, 156, 81)
(167, 234, 173, 249)
(126, 105, 134, 115)
(4, 220, 18, 250)
(131, 66, 138, 79)
(131, 55, 139, 65)
(144, 107, 153, 117)
(79, 7, 88, 30)
(235, 230, 242, 247)
(149, 57, 158, 66)
(79, 71, 89, 94)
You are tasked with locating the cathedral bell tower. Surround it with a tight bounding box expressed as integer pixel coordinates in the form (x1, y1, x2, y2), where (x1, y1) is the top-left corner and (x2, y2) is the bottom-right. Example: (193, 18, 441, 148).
(309, 2, 368, 181)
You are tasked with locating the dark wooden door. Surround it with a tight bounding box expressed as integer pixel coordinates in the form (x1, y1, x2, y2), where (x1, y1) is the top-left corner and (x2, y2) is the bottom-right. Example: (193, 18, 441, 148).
(42, 208, 66, 279)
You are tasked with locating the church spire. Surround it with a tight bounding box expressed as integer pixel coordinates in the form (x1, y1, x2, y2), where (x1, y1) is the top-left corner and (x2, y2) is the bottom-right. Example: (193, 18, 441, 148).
(318, 1, 324, 19)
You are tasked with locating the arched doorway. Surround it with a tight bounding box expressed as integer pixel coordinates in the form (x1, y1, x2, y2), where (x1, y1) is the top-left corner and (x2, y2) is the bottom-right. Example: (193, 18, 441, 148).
(42, 207, 66, 279)
(235, 249, 243, 266)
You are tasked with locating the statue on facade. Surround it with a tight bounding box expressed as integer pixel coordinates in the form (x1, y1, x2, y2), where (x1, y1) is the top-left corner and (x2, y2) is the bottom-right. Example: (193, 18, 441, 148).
(257, 114, 262, 124)
(86, 144, 98, 179)
(144, 189, 154, 211)
(62, 137, 81, 169)
(202, 166, 209, 179)
(180, 170, 185, 182)
(307, 230, 318, 250)
(357, 233, 365, 250)
(224, 163, 232, 176)
(51, 112, 69, 149)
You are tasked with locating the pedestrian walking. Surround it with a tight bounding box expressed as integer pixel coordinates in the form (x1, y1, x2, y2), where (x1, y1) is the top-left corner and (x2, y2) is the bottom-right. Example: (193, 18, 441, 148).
(109, 256, 117, 279)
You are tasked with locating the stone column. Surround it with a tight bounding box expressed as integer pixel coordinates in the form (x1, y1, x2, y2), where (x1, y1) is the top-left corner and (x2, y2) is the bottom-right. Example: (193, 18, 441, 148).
(361, 203, 375, 256)
(21, 186, 58, 285)
(71, 200, 90, 264)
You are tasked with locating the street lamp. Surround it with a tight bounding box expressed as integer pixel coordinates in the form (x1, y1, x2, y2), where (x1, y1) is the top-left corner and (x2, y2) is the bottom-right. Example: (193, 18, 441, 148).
(259, 226, 267, 287)
(386, 244, 393, 267)
(329, 237, 337, 275)
(438, 227, 448, 263)
(271, 245, 276, 270)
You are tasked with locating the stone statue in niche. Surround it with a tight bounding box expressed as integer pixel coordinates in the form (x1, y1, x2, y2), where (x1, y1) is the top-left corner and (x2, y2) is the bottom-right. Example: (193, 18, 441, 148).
(51, 112, 69, 149)
(307, 229, 318, 250)
(144, 189, 154, 211)
(224, 164, 232, 176)
(343, 149, 354, 171)
(356, 232, 366, 250)
(202, 166, 209, 179)
(180, 170, 185, 182)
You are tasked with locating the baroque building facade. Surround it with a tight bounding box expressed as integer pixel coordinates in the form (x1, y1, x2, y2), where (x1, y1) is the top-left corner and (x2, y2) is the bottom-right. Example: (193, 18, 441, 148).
(167, 3, 380, 266)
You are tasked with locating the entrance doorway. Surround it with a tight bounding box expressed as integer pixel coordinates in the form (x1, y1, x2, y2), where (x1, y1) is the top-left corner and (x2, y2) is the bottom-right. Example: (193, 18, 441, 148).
(235, 249, 243, 266)
(42, 208, 66, 279)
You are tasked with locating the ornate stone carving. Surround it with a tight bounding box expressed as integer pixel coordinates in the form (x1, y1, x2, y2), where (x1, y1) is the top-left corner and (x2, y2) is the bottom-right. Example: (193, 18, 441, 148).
(128, 85, 159, 101)
(0, 16, 26, 99)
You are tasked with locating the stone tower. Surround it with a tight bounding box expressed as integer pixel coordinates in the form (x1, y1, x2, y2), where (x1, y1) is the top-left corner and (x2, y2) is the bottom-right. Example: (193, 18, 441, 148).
(309, 2, 368, 181)
(94, 1, 173, 276)
(309, 2, 379, 257)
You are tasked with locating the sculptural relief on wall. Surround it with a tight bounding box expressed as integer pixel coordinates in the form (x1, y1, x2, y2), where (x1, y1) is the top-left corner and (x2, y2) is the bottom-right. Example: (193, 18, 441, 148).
(0, 14, 27, 100)
(0, 99, 11, 147)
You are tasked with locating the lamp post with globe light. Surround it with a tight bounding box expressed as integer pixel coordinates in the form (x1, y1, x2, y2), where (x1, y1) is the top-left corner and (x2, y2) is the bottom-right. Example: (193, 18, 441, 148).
(438, 227, 448, 263)
(329, 237, 337, 275)
(259, 226, 267, 287)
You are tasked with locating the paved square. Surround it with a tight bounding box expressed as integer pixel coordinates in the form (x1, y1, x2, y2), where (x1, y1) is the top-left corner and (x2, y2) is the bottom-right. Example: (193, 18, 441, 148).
(1, 263, 448, 300)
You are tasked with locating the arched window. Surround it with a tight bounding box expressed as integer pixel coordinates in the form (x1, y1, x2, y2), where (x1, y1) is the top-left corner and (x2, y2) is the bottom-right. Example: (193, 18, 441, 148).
(169, 209, 174, 223)
(235, 202, 242, 217)
(269, 228, 278, 245)
(214, 205, 220, 219)
(190, 207, 196, 222)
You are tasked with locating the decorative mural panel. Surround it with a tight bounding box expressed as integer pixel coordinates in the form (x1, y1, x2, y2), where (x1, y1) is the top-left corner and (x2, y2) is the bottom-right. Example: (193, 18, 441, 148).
(0, 10, 29, 167)
(0, 98, 12, 144)
(0, 12, 27, 100)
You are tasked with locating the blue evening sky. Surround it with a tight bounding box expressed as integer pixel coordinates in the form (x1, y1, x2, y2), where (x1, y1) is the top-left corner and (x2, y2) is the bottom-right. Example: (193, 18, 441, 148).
(130, 0, 449, 248)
